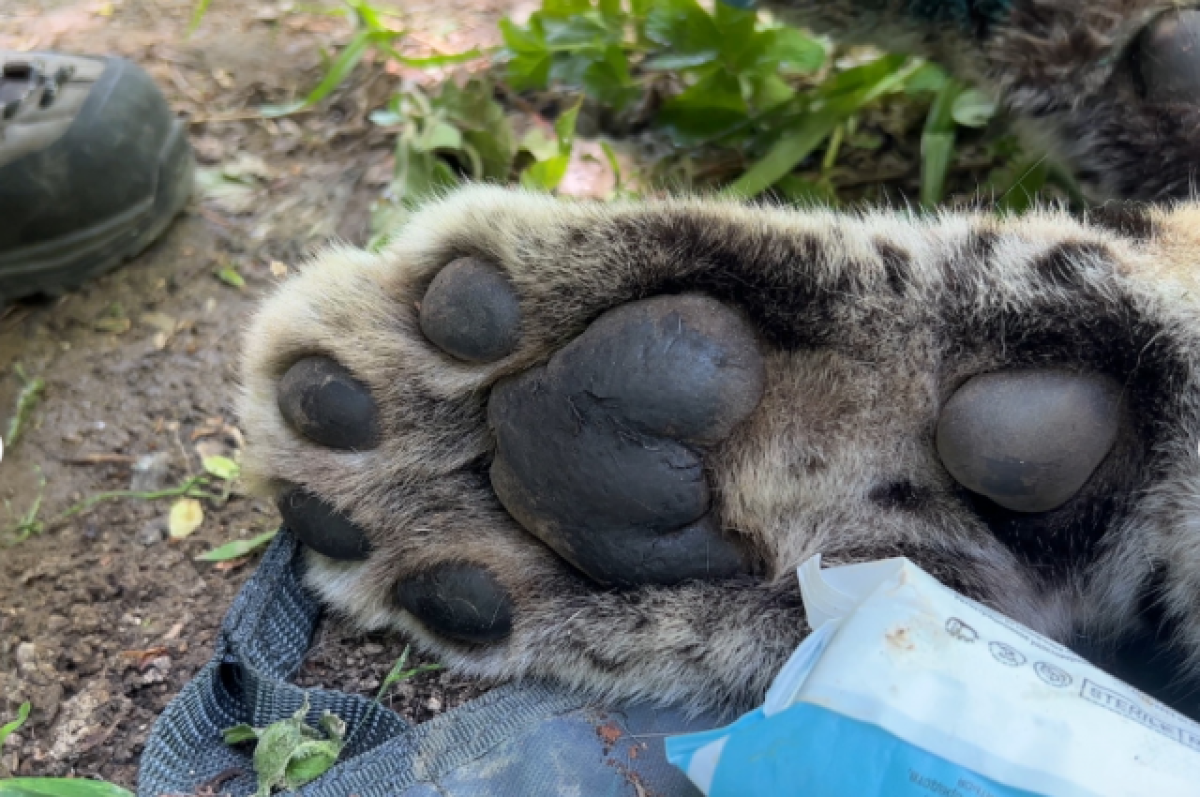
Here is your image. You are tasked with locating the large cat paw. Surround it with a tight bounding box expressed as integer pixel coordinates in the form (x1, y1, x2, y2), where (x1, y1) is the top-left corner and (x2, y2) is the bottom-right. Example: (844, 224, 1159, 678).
(240, 187, 1200, 714)
(764, 0, 1200, 202)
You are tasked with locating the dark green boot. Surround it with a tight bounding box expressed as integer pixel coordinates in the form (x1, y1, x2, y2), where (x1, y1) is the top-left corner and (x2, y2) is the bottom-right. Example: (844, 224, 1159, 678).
(0, 51, 194, 303)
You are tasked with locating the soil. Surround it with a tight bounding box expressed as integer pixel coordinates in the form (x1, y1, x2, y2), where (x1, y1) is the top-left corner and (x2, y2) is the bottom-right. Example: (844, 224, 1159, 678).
(0, 0, 519, 786)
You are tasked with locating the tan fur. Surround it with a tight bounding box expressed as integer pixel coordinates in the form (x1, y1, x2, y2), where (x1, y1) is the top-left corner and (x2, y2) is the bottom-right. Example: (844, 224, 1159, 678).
(241, 186, 1200, 713)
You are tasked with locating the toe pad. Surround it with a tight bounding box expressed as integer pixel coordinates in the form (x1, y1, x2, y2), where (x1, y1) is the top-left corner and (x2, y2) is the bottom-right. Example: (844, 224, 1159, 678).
(278, 488, 373, 560)
(1135, 10, 1200, 104)
(277, 356, 380, 450)
(395, 564, 514, 643)
(419, 257, 522, 363)
(937, 370, 1122, 513)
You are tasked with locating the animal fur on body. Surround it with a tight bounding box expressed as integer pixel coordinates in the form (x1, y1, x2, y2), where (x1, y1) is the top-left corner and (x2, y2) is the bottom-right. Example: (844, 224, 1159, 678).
(760, 0, 1200, 201)
(241, 187, 1200, 714)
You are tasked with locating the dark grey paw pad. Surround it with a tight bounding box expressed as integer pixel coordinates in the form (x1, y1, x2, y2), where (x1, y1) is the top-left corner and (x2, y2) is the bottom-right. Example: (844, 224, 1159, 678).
(936, 370, 1122, 513)
(395, 564, 513, 643)
(278, 356, 380, 450)
(488, 294, 765, 588)
(278, 488, 372, 561)
(419, 257, 522, 363)
(1134, 9, 1200, 104)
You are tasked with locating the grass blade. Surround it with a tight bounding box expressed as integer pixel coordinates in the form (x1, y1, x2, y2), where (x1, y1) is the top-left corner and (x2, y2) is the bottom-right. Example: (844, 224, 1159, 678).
(196, 529, 278, 562)
(262, 31, 399, 117)
(920, 79, 962, 208)
(186, 0, 211, 36)
(723, 108, 839, 198)
(0, 702, 30, 748)
(724, 57, 920, 198)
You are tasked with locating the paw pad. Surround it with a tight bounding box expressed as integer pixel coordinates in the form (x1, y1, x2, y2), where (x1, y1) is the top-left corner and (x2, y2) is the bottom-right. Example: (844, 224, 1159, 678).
(277, 356, 380, 450)
(395, 564, 513, 643)
(277, 488, 372, 561)
(419, 257, 522, 363)
(936, 370, 1122, 513)
(488, 295, 764, 587)
(1134, 9, 1200, 104)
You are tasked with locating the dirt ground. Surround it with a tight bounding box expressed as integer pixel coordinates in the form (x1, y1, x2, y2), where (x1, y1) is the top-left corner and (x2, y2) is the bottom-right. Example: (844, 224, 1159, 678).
(0, 0, 521, 786)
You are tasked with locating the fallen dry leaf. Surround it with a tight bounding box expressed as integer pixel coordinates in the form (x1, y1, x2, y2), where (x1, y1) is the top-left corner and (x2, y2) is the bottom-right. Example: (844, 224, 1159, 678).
(120, 646, 170, 671)
(214, 556, 251, 572)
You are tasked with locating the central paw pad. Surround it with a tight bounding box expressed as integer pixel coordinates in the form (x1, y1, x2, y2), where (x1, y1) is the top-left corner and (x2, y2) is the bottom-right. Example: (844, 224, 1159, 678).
(486, 295, 765, 587)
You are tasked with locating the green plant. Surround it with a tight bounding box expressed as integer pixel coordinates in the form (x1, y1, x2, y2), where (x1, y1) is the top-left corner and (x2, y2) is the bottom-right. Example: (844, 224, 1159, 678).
(262, 0, 486, 118)
(375, 645, 442, 702)
(367, 80, 585, 248)
(224, 698, 346, 797)
(498, 0, 1006, 203)
(5, 364, 45, 453)
(197, 528, 278, 562)
(0, 703, 30, 750)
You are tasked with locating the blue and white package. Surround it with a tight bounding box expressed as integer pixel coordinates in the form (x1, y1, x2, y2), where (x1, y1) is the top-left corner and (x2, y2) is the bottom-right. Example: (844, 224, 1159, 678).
(665, 556, 1200, 796)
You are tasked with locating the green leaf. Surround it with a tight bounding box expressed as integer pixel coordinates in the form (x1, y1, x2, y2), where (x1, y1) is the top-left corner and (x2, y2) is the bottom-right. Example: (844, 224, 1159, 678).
(656, 68, 748, 145)
(921, 78, 962, 207)
(285, 744, 341, 786)
(201, 455, 241, 482)
(810, 53, 910, 102)
(598, 0, 622, 22)
(197, 529, 279, 562)
(417, 120, 464, 153)
(724, 108, 840, 198)
(521, 155, 570, 191)
(951, 88, 997, 128)
(223, 724, 260, 744)
(902, 61, 950, 94)
(725, 56, 920, 197)
(0, 781, 135, 797)
(641, 48, 721, 70)
(215, 265, 246, 289)
(762, 27, 826, 73)
(600, 140, 623, 191)
(921, 132, 955, 208)
(581, 46, 637, 111)
(506, 52, 552, 90)
(261, 30, 400, 117)
(499, 18, 546, 54)
(245, 699, 346, 797)
(541, 16, 610, 48)
(543, 0, 593, 17)
(346, 0, 390, 33)
(387, 47, 487, 68)
(554, 99, 582, 155)
(644, 0, 721, 60)
(0, 702, 30, 748)
(711, 2, 758, 66)
(747, 72, 796, 110)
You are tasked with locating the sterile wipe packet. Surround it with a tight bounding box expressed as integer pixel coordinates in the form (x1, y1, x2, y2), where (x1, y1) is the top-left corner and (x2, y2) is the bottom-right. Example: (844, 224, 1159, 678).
(665, 555, 1200, 797)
